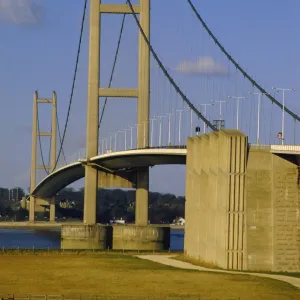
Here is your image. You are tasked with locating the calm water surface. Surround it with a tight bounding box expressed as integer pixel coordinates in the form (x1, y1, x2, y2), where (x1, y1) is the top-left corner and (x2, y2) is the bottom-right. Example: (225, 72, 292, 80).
(0, 229, 184, 251)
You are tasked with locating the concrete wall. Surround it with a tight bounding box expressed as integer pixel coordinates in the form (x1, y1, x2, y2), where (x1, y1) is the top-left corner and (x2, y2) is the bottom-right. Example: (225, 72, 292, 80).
(61, 224, 108, 249)
(246, 149, 300, 271)
(245, 148, 273, 270)
(185, 131, 300, 272)
(61, 224, 170, 251)
(112, 225, 170, 251)
(184, 130, 247, 270)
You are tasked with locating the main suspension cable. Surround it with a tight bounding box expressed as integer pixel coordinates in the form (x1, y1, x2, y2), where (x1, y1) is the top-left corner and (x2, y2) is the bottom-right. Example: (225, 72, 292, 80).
(127, 0, 217, 131)
(187, 0, 300, 122)
(56, 107, 67, 165)
(53, 0, 88, 171)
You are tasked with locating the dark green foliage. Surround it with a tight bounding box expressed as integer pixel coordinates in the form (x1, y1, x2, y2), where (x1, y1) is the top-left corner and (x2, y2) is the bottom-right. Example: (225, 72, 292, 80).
(56, 188, 185, 224)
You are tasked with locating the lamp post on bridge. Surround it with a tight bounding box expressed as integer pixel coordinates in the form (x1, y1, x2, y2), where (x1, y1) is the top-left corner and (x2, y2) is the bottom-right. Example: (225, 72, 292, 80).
(156, 116, 164, 147)
(128, 125, 135, 149)
(176, 108, 187, 145)
(124, 127, 131, 151)
(149, 117, 156, 147)
(108, 133, 113, 151)
(198, 102, 214, 134)
(249, 92, 268, 145)
(227, 96, 247, 130)
(100, 138, 104, 154)
(188, 107, 196, 137)
(105, 138, 108, 153)
(272, 87, 295, 145)
(114, 132, 118, 152)
(165, 112, 174, 145)
(117, 130, 124, 151)
(100, 137, 108, 154)
(212, 99, 228, 130)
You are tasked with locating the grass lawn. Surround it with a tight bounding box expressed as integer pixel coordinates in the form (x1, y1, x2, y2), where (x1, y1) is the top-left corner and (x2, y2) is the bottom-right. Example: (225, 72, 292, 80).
(0, 253, 299, 299)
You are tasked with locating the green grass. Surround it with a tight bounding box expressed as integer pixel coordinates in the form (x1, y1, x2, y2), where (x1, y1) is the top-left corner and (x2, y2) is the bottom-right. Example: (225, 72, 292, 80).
(0, 253, 299, 299)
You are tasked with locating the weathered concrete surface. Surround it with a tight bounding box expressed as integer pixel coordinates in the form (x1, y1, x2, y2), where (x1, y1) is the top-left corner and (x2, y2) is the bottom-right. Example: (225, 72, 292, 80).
(61, 224, 170, 251)
(137, 255, 300, 289)
(184, 130, 300, 272)
(61, 224, 108, 250)
(184, 130, 247, 270)
(112, 225, 170, 251)
(246, 149, 300, 272)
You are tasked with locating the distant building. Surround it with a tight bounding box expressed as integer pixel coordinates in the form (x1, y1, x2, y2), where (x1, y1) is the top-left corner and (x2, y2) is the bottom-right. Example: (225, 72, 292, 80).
(110, 218, 125, 225)
(59, 199, 75, 209)
(172, 217, 185, 225)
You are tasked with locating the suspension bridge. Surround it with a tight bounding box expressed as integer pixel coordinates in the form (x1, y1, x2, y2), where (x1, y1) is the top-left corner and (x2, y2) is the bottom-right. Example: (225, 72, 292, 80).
(26, 0, 300, 272)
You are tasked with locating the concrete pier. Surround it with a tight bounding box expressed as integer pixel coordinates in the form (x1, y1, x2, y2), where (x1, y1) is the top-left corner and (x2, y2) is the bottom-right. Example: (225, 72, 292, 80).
(61, 224, 108, 250)
(61, 224, 170, 251)
(184, 130, 247, 270)
(112, 225, 170, 251)
(184, 130, 300, 272)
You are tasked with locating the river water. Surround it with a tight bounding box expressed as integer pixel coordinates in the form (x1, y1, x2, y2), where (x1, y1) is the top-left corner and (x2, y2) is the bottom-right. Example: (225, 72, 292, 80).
(0, 229, 184, 251)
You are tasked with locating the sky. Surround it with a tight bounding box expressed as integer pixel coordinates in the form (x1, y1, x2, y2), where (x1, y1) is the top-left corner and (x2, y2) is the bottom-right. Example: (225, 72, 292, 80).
(0, 0, 299, 196)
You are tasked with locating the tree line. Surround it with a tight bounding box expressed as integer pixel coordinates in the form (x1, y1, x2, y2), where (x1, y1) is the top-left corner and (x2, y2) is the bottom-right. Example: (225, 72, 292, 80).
(0, 187, 185, 224)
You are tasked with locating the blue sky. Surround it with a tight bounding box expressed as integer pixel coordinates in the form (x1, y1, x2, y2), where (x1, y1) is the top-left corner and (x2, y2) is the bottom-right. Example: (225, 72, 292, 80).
(0, 0, 299, 195)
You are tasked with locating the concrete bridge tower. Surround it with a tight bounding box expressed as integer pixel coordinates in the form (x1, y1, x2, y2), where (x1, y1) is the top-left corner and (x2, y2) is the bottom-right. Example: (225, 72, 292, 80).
(29, 91, 57, 222)
(84, 0, 150, 226)
(61, 0, 169, 251)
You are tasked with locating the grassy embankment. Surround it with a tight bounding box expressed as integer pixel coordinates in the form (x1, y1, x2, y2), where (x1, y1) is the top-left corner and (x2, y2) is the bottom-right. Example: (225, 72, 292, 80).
(0, 253, 299, 299)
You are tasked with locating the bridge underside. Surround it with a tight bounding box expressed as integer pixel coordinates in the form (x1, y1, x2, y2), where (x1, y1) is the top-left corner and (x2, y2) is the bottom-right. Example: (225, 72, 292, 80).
(32, 150, 186, 199)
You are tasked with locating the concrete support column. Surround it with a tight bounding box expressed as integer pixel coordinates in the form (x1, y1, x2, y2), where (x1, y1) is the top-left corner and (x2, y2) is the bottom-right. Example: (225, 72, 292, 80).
(49, 197, 56, 222)
(29, 91, 38, 222)
(137, 0, 150, 148)
(184, 130, 247, 270)
(84, 0, 100, 225)
(136, 0, 150, 226)
(135, 167, 149, 226)
(50, 91, 57, 221)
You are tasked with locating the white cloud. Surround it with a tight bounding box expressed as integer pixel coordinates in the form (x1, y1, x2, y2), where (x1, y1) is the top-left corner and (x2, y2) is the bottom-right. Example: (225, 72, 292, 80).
(0, 0, 44, 24)
(176, 56, 228, 75)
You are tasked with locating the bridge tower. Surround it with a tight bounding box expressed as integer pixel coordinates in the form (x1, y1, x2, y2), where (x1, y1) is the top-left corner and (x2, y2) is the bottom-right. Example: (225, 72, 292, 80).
(29, 91, 57, 222)
(84, 0, 150, 225)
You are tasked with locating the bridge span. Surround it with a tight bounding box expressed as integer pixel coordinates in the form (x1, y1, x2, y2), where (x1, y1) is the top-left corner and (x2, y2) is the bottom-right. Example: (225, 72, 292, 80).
(32, 144, 300, 199)
(32, 147, 187, 199)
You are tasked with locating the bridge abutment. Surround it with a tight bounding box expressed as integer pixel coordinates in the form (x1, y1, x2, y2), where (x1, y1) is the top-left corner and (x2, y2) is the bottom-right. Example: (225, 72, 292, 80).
(185, 130, 300, 272)
(184, 130, 247, 270)
(246, 148, 300, 272)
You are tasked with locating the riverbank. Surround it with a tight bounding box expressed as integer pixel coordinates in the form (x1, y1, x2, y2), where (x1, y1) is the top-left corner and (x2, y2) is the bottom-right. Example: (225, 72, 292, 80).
(0, 221, 67, 229)
(0, 253, 299, 299)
